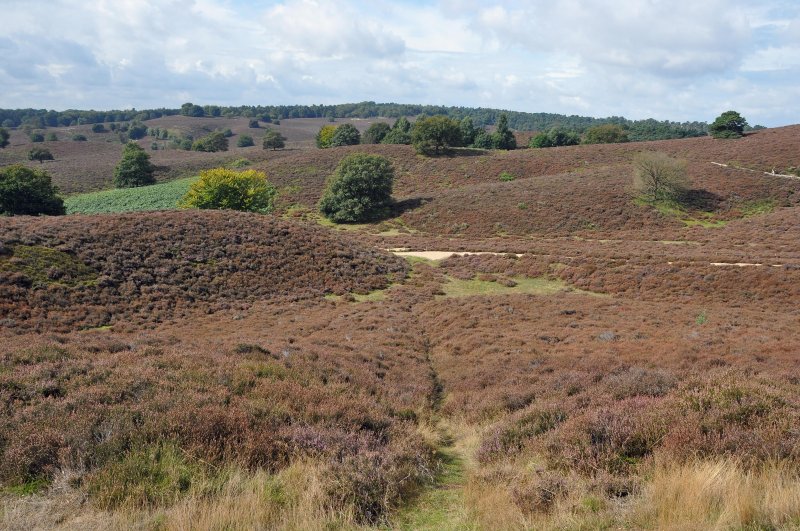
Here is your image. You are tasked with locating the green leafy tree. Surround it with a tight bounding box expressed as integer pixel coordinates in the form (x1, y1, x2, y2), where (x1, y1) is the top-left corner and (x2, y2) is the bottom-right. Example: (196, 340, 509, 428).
(316, 125, 337, 148)
(180, 102, 205, 117)
(330, 123, 361, 147)
(632, 151, 690, 201)
(0, 128, 10, 148)
(319, 153, 394, 222)
(236, 134, 255, 147)
(529, 128, 580, 148)
(460, 117, 477, 147)
(381, 117, 412, 145)
(472, 130, 494, 149)
(127, 123, 148, 140)
(412, 115, 462, 155)
(0, 164, 65, 215)
(263, 130, 286, 150)
(92, 123, 106, 133)
(180, 168, 277, 213)
(492, 113, 516, 150)
(28, 147, 54, 163)
(114, 142, 155, 188)
(248, 119, 260, 128)
(192, 131, 229, 152)
(362, 122, 391, 144)
(30, 132, 45, 143)
(709, 110, 748, 139)
(583, 124, 629, 144)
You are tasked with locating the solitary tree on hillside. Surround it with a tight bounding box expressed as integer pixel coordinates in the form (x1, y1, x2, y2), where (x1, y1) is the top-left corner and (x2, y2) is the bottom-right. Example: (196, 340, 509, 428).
(0, 164, 65, 215)
(236, 134, 255, 147)
(263, 130, 286, 150)
(632, 151, 690, 201)
(28, 147, 54, 163)
(412, 115, 462, 155)
(319, 153, 394, 222)
(114, 142, 155, 188)
(709, 110, 748, 139)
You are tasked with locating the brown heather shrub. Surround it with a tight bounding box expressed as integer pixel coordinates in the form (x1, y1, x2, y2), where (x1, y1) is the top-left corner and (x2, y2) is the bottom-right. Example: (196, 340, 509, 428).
(0, 210, 407, 332)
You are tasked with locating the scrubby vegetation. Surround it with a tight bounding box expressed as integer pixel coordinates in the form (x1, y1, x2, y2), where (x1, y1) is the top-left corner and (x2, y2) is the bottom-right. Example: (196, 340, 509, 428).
(319, 153, 394, 222)
(65, 177, 198, 214)
(0, 165, 64, 216)
(180, 168, 277, 213)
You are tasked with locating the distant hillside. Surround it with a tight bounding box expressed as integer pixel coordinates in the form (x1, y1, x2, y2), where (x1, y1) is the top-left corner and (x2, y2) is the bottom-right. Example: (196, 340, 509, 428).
(0, 102, 714, 140)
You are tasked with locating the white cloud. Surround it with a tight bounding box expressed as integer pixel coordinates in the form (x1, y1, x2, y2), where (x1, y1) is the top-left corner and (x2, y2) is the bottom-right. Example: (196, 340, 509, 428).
(0, 0, 797, 126)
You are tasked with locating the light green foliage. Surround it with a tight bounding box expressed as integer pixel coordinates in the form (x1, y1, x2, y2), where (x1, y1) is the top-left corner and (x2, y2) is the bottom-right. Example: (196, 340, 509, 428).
(412, 115, 462, 155)
(319, 153, 394, 223)
(316, 125, 337, 148)
(192, 131, 229, 152)
(440, 276, 573, 298)
(180, 168, 277, 213)
(583, 124, 629, 144)
(0, 164, 65, 215)
(710, 110, 748, 139)
(499, 171, 516, 182)
(114, 142, 155, 188)
(65, 177, 198, 214)
(262, 130, 286, 150)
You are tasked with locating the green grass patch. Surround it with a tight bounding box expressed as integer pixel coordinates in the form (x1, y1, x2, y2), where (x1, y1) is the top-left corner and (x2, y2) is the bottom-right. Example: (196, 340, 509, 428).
(65, 176, 199, 214)
(739, 199, 775, 217)
(636, 198, 726, 228)
(439, 276, 578, 298)
(3, 477, 49, 496)
(87, 442, 218, 509)
(0, 245, 98, 288)
(392, 446, 469, 530)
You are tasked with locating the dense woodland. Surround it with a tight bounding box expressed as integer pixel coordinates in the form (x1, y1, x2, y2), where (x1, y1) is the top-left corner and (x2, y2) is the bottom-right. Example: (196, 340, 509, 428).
(0, 102, 721, 141)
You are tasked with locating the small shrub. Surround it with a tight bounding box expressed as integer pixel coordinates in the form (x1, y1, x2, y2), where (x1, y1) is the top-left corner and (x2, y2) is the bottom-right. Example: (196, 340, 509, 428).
(72, 134, 87, 142)
(91, 123, 106, 133)
(248, 119, 260, 129)
(30, 132, 45, 143)
(632, 151, 690, 201)
(229, 158, 251, 168)
(180, 168, 277, 213)
(236, 134, 255, 147)
(28, 147, 54, 163)
(192, 131, 228, 152)
(45, 132, 58, 141)
(499, 171, 516, 182)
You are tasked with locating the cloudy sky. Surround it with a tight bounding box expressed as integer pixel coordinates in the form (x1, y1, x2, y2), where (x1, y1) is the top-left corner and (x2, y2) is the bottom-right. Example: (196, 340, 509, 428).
(2, 0, 799, 126)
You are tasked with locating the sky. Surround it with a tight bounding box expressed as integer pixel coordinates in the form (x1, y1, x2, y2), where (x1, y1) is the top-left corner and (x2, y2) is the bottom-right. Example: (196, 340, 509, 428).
(1, 0, 799, 126)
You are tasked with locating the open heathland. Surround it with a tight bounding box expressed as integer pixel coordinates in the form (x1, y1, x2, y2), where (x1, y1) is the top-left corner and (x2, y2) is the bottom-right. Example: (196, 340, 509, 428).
(1, 119, 799, 529)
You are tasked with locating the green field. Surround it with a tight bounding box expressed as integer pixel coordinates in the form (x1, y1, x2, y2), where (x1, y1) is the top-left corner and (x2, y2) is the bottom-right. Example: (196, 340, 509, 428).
(65, 177, 198, 214)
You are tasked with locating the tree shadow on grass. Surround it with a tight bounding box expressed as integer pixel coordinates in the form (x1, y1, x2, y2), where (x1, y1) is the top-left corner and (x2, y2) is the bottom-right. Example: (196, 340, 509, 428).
(679, 189, 723, 211)
(388, 197, 432, 217)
